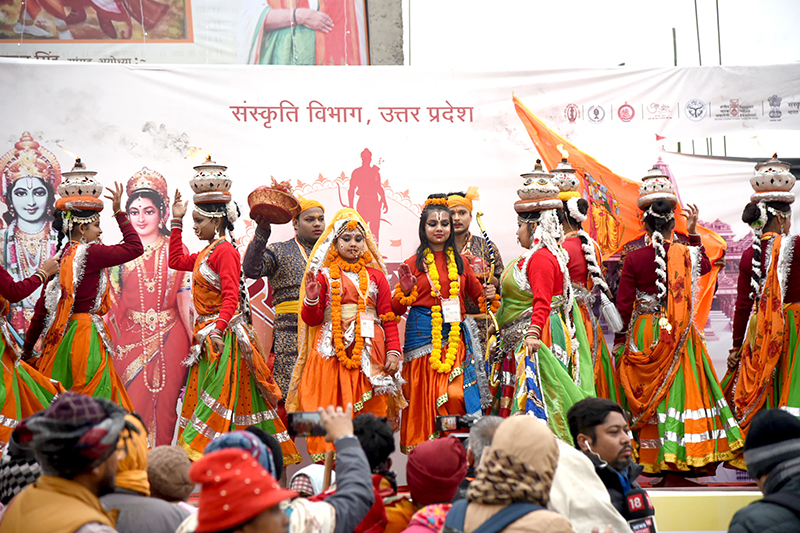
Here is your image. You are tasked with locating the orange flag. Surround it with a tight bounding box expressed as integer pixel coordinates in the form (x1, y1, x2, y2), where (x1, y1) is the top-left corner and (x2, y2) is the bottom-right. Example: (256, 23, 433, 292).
(513, 96, 725, 330)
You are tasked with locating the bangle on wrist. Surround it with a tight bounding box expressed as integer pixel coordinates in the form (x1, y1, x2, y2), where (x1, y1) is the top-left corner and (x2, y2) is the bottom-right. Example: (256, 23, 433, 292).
(112, 209, 123, 218)
(304, 296, 319, 306)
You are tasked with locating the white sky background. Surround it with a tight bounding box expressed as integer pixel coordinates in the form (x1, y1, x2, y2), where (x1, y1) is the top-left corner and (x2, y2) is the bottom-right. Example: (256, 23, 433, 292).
(404, 0, 800, 158)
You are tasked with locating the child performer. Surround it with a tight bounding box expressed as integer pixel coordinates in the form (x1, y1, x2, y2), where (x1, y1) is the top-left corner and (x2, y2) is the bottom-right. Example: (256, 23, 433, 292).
(393, 195, 496, 453)
(286, 209, 406, 461)
(168, 157, 300, 464)
(23, 159, 141, 409)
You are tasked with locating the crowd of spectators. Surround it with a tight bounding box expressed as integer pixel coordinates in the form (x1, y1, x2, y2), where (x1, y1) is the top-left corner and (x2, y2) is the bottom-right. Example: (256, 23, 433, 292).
(0, 392, 797, 533)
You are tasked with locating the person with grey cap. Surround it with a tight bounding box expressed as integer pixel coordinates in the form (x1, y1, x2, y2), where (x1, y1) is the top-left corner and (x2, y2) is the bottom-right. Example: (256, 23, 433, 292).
(0, 391, 138, 533)
(728, 409, 800, 533)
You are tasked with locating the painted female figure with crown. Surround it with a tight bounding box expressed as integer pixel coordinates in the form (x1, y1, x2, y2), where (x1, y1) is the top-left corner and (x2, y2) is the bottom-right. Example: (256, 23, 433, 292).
(107, 168, 193, 446)
(23, 159, 142, 409)
(615, 168, 742, 474)
(286, 209, 406, 461)
(724, 155, 800, 443)
(169, 157, 300, 464)
(491, 162, 594, 442)
(552, 158, 624, 403)
(0, 133, 61, 346)
(392, 194, 495, 452)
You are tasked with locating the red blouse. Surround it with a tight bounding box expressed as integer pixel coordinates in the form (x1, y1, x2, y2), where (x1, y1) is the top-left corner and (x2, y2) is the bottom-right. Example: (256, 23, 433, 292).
(614, 234, 710, 344)
(391, 251, 484, 317)
(24, 213, 143, 351)
(562, 235, 588, 287)
(301, 266, 401, 353)
(0, 266, 43, 304)
(732, 234, 800, 348)
(169, 229, 242, 333)
(526, 248, 564, 332)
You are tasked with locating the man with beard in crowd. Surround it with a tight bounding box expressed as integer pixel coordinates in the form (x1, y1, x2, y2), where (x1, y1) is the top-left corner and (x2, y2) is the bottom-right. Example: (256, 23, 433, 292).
(567, 397, 642, 516)
(0, 392, 136, 533)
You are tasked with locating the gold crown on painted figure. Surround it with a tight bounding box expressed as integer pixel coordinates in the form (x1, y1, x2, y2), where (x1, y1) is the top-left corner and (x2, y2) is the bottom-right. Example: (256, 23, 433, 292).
(0, 132, 62, 199)
(191, 155, 232, 205)
(127, 167, 169, 203)
(750, 153, 795, 204)
(637, 167, 678, 209)
(55, 158, 104, 212)
(515, 159, 563, 213)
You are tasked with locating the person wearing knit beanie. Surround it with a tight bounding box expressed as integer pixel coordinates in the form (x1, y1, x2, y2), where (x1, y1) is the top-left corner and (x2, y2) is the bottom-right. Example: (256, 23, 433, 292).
(729, 409, 800, 533)
(147, 446, 195, 503)
(407, 437, 468, 507)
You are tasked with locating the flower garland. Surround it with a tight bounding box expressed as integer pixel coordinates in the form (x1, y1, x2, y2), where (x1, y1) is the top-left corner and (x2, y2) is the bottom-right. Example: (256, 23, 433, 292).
(379, 311, 402, 323)
(394, 283, 419, 305)
(327, 248, 371, 370)
(478, 294, 501, 314)
(425, 247, 461, 373)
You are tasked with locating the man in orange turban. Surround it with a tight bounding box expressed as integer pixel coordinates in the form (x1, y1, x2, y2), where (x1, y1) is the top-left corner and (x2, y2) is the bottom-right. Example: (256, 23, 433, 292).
(447, 187, 503, 352)
(243, 195, 326, 401)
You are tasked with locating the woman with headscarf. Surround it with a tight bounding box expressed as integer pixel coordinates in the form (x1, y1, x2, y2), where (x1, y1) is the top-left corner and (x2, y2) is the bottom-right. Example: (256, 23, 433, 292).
(392, 194, 495, 453)
(490, 162, 594, 442)
(108, 168, 192, 446)
(286, 208, 405, 462)
(724, 155, 800, 443)
(615, 168, 742, 474)
(100, 414, 191, 533)
(457, 416, 574, 533)
(168, 157, 299, 465)
(23, 159, 142, 409)
(551, 158, 623, 403)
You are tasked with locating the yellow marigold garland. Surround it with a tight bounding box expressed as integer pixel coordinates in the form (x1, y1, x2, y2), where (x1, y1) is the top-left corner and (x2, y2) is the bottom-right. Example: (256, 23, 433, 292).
(394, 283, 419, 306)
(327, 248, 370, 370)
(379, 312, 401, 323)
(425, 247, 461, 373)
(478, 293, 501, 314)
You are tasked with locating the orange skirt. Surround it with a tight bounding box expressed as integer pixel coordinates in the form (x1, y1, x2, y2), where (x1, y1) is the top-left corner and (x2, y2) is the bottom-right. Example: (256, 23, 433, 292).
(400, 340, 467, 453)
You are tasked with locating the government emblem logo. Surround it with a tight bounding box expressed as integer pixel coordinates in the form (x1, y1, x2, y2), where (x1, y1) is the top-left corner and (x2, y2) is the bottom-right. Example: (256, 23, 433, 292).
(685, 99, 707, 121)
(768, 95, 782, 119)
(617, 103, 634, 122)
(564, 104, 580, 123)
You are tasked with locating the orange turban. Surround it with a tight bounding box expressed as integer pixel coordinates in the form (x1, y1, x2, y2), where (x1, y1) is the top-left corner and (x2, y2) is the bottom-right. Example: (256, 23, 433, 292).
(115, 414, 151, 496)
(297, 195, 325, 214)
(447, 186, 480, 213)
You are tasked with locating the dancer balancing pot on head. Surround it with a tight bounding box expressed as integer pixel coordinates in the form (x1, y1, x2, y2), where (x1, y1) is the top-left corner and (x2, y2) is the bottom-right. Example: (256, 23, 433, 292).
(723, 155, 800, 444)
(285, 209, 406, 462)
(107, 168, 193, 447)
(553, 158, 624, 403)
(243, 185, 325, 403)
(392, 195, 496, 453)
(168, 157, 300, 464)
(23, 159, 141, 409)
(615, 168, 742, 474)
(490, 162, 594, 442)
(0, 244, 63, 453)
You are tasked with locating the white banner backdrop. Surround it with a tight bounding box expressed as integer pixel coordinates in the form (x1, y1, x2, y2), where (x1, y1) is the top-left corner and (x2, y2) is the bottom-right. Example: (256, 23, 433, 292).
(1, 59, 798, 379)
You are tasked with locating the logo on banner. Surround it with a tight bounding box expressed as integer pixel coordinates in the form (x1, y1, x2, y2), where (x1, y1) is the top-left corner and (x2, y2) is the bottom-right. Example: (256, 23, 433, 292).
(768, 95, 782, 119)
(684, 99, 707, 121)
(714, 99, 757, 121)
(587, 105, 606, 123)
(617, 103, 635, 122)
(645, 103, 673, 120)
(730, 99, 740, 117)
(564, 104, 580, 123)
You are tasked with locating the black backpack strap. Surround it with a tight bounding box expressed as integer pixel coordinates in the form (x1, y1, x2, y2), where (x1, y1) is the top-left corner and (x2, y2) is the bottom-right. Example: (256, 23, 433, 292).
(761, 493, 800, 518)
(444, 500, 544, 533)
(443, 499, 469, 533)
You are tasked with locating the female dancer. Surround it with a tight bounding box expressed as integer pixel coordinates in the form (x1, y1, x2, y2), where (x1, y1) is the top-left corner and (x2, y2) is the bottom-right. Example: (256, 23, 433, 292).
(392, 195, 495, 452)
(108, 168, 193, 446)
(286, 209, 405, 461)
(168, 159, 299, 464)
(0, 254, 62, 452)
(23, 160, 141, 409)
(615, 168, 742, 474)
(491, 164, 594, 442)
(725, 155, 799, 440)
(0, 132, 61, 345)
(553, 158, 623, 402)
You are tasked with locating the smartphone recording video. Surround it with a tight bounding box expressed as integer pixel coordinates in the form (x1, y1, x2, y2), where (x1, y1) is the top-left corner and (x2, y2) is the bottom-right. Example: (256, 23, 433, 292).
(288, 412, 326, 438)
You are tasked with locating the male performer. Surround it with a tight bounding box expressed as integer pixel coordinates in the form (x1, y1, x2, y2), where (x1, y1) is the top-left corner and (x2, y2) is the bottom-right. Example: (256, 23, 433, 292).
(448, 188, 502, 350)
(243, 197, 325, 399)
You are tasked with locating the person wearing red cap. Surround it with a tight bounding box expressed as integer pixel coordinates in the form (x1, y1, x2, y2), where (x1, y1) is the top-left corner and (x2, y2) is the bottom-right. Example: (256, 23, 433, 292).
(384, 437, 468, 533)
(191, 448, 296, 533)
